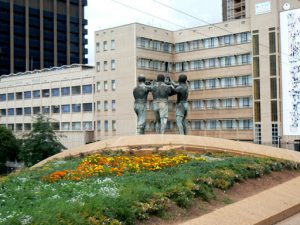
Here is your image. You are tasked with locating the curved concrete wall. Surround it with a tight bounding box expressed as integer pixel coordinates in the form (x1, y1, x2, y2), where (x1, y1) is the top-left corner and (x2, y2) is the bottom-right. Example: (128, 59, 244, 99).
(33, 134, 300, 168)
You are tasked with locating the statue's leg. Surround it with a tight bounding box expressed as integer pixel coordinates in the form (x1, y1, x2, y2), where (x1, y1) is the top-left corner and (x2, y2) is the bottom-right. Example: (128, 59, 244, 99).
(140, 106, 147, 134)
(160, 117, 168, 134)
(176, 115, 184, 135)
(183, 119, 188, 135)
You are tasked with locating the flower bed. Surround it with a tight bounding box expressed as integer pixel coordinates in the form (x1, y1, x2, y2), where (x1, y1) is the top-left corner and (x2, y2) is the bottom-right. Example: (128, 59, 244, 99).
(0, 150, 299, 225)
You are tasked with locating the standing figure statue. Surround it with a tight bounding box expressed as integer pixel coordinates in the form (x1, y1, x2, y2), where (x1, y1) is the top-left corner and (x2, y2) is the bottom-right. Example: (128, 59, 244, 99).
(133, 75, 152, 134)
(152, 74, 174, 134)
(173, 74, 189, 135)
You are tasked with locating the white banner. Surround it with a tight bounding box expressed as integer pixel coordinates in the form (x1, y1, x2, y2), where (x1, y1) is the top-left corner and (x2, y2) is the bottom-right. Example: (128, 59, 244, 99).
(281, 8, 300, 135)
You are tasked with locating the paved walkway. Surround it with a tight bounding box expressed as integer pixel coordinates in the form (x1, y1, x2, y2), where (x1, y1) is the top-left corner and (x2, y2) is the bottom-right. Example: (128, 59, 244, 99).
(276, 213, 300, 225)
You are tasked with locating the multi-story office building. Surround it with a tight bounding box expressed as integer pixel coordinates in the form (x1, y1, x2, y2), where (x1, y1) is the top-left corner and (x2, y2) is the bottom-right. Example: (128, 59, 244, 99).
(0, 0, 88, 76)
(95, 0, 300, 149)
(222, 0, 247, 21)
(0, 64, 95, 149)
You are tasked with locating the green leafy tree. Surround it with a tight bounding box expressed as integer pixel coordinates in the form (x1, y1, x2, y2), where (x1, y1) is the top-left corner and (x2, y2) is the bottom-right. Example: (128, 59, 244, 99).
(0, 126, 20, 172)
(20, 114, 66, 166)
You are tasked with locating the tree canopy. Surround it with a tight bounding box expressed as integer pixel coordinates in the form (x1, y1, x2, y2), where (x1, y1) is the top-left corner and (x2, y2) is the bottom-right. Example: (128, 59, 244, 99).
(20, 114, 66, 166)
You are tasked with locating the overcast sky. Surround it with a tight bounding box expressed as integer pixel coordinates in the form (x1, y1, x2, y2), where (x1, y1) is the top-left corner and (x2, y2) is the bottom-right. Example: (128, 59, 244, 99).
(85, 0, 222, 65)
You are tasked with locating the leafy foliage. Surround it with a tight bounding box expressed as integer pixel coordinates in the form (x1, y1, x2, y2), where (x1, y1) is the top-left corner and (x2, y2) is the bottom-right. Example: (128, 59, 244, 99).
(0, 151, 299, 225)
(20, 114, 66, 166)
(0, 126, 20, 172)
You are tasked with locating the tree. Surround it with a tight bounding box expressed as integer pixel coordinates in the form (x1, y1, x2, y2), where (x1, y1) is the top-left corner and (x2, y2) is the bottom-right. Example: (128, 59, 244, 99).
(0, 126, 20, 172)
(20, 114, 66, 166)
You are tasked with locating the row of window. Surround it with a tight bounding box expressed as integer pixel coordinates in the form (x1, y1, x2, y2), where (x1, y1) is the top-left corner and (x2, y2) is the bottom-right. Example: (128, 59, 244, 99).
(145, 119, 253, 131)
(191, 97, 253, 110)
(136, 32, 251, 53)
(96, 80, 116, 92)
(137, 53, 252, 72)
(174, 32, 251, 53)
(96, 40, 115, 52)
(0, 103, 93, 116)
(96, 120, 116, 132)
(189, 75, 252, 90)
(0, 84, 93, 101)
(96, 100, 116, 111)
(96, 60, 116, 72)
(137, 37, 173, 53)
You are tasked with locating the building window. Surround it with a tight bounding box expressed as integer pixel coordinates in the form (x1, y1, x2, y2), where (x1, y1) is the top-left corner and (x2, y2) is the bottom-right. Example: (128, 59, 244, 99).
(254, 102, 261, 122)
(208, 58, 215, 68)
(8, 93, 14, 101)
(24, 107, 31, 115)
(192, 100, 205, 110)
(240, 97, 251, 108)
(83, 84, 92, 94)
(61, 104, 70, 113)
(104, 100, 108, 111)
(111, 59, 116, 70)
(272, 123, 279, 145)
(72, 86, 81, 95)
(270, 55, 277, 76)
(42, 89, 50, 97)
(51, 123, 60, 130)
(207, 79, 216, 89)
(207, 120, 217, 130)
(96, 42, 100, 52)
(7, 124, 14, 130)
(52, 105, 60, 113)
(16, 92, 23, 100)
(270, 78, 277, 99)
(254, 80, 260, 100)
(33, 107, 40, 114)
(8, 108, 14, 116)
(112, 120, 116, 131)
(61, 87, 70, 96)
(51, 88, 60, 97)
(269, 32, 276, 54)
(16, 108, 23, 115)
(0, 94, 6, 101)
(104, 81, 108, 91)
(105, 120, 109, 131)
(42, 106, 50, 114)
(112, 100, 116, 111)
(223, 99, 233, 108)
(111, 80, 116, 91)
(223, 120, 236, 130)
(96, 82, 101, 92)
(96, 62, 100, 71)
(239, 119, 253, 130)
(111, 40, 115, 50)
(72, 104, 81, 112)
(242, 54, 251, 64)
(83, 103, 93, 112)
(104, 61, 108, 71)
(192, 121, 205, 130)
(33, 90, 40, 98)
(24, 123, 31, 131)
(207, 99, 218, 109)
(271, 100, 278, 122)
(62, 122, 70, 130)
(83, 121, 93, 130)
(0, 109, 6, 116)
(16, 124, 23, 132)
(72, 122, 81, 130)
(103, 41, 108, 51)
(97, 101, 101, 111)
(97, 120, 101, 131)
(253, 35, 259, 55)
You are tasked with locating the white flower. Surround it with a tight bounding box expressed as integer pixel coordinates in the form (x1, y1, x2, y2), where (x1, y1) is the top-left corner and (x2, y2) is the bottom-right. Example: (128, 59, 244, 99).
(20, 215, 32, 225)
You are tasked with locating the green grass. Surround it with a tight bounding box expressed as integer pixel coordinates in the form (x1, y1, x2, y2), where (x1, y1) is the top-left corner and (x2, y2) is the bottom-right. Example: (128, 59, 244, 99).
(0, 152, 299, 225)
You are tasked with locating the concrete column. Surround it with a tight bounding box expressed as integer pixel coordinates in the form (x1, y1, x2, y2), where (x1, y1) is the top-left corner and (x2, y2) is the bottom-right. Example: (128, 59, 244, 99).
(66, 0, 70, 65)
(40, 0, 44, 69)
(25, 0, 29, 71)
(10, 0, 14, 73)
